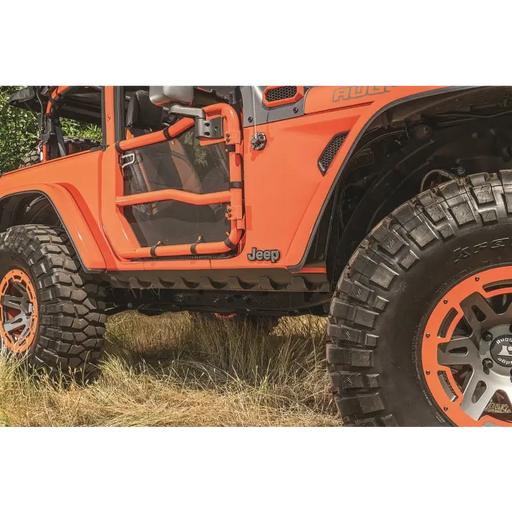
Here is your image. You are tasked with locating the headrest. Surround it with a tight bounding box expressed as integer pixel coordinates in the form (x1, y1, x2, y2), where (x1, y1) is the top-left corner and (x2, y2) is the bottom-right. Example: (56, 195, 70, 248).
(126, 90, 164, 131)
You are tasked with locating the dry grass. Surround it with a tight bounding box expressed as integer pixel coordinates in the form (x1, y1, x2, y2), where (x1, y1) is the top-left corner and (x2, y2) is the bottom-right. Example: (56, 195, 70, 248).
(0, 313, 340, 427)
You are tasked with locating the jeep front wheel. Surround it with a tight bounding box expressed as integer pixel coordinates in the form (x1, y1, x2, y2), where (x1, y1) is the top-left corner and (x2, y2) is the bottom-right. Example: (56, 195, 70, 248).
(0, 225, 106, 377)
(328, 172, 512, 426)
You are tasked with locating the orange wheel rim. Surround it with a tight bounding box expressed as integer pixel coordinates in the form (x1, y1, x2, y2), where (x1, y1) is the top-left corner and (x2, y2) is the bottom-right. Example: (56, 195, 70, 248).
(0, 269, 39, 353)
(422, 266, 512, 427)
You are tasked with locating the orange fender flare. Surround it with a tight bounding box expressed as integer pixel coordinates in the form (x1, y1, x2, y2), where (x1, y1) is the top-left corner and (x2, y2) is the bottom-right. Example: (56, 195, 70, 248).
(0, 184, 106, 271)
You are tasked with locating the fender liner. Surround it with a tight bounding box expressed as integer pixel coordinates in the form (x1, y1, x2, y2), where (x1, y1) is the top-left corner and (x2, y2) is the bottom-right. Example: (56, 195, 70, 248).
(0, 186, 106, 272)
(287, 86, 475, 273)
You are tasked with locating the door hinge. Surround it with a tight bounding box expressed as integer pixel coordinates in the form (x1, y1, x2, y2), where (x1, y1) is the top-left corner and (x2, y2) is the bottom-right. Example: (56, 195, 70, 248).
(195, 116, 224, 139)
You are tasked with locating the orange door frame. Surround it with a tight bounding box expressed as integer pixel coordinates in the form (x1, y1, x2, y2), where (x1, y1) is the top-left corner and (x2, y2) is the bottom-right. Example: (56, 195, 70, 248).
(102, 102, 245, 260)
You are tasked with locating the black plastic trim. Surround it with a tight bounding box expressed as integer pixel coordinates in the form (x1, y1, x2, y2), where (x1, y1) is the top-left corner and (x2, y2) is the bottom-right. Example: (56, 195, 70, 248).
(150, 241, 162, 257)
(104, 267, 330, 295)
(114, 86, 125, 143)
(101, 87, 107, 149)
(190, 241, 201, 255)
(163, 127, 173, 140)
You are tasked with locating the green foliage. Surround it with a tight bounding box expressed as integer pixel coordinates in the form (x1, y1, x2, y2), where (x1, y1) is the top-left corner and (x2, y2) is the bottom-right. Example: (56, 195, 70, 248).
(60, 118, 102, 142)
(0, 87, 38, 172)
(183, 129, 208, 166)
(0, 87, 102, 173)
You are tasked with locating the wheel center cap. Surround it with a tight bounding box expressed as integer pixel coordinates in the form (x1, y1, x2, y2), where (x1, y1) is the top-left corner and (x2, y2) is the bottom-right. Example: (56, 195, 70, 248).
(490, 335, 512, 367)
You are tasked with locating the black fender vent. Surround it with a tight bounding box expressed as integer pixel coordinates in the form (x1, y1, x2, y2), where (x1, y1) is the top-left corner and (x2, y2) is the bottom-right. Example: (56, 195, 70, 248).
(318, 132, 348, 174)
(265, 86, 298, 103)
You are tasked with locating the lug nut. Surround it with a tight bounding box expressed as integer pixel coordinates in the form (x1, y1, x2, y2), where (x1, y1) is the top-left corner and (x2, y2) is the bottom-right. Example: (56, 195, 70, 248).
(483, 358, 494, 369)
(483, 332, 493, 342)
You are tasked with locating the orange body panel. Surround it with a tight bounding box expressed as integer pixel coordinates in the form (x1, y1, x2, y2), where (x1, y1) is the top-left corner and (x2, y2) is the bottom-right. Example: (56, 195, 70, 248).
(0, 86, 452, 273)
(0, 151, 109, 269)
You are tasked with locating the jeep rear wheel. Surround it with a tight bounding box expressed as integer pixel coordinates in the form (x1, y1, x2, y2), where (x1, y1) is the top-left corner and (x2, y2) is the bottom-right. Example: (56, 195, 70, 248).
(0, 225, 106, 377)
(328, 172, 512, 426)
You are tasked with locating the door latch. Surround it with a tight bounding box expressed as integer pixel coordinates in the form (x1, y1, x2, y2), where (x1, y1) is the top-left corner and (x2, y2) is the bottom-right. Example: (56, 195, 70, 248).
(120, 153, 135, 169)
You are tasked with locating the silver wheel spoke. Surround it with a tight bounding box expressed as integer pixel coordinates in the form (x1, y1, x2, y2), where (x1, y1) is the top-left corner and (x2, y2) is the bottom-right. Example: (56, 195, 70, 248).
(462, 293, 500, 334)
(1, 275, 35, 340)
(460, 371, 497, 421)
(502, 301, 512, 319)
(2, 294, 22, 308)
(1, 294, 28, 313)
(438, 336, 478, 366)
(4, 312, 29, 334)
(12, 281, 27, 296)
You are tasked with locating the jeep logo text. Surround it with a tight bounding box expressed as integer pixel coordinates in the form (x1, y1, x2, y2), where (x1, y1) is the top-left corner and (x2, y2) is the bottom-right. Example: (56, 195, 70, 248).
(247, 247, 280, 263)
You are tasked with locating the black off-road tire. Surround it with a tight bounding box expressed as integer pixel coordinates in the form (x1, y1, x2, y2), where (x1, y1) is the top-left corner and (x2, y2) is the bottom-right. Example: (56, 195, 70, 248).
(327, 172, 512, 426)
(19, 137, 100, 168)
(0, 225, 106, 377)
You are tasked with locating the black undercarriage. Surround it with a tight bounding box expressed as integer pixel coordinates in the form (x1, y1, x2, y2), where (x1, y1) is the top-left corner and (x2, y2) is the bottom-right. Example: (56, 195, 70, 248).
(108, 289, 331, 317)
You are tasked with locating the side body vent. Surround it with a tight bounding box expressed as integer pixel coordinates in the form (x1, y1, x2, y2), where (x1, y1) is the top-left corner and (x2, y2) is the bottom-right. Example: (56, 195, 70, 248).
(266, 85, 297, 103)
(263, 86, 304, 107)
(318, 132, 348, 174)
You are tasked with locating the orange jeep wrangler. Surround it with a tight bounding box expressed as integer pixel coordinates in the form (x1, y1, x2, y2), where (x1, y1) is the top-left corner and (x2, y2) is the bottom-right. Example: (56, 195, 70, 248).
(3, 85, 512, 427)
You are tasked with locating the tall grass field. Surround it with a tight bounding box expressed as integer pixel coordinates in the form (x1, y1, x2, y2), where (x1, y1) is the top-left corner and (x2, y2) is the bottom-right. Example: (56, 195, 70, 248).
(0, 313, 339, 427)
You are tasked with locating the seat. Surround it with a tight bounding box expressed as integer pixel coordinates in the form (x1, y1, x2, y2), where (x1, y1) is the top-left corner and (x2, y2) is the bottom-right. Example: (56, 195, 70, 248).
(125, 90, 201, 194)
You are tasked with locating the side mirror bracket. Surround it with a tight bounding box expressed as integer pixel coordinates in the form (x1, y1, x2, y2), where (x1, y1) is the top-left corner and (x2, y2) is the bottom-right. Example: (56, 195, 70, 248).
(168, 104, 224, 140)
